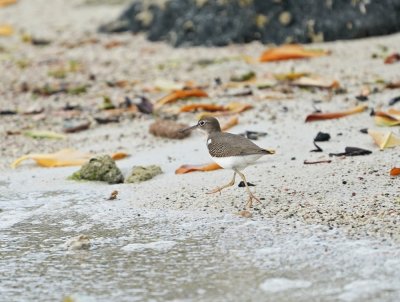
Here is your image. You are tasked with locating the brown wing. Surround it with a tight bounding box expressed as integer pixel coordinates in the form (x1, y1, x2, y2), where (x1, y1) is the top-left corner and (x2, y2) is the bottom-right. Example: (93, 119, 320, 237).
(208, 132, 267, 157)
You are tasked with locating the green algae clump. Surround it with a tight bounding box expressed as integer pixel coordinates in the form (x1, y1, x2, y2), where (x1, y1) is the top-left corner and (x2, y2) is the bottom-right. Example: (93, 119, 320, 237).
(69, 155, 124, 184)
(125, 165, 162, 183)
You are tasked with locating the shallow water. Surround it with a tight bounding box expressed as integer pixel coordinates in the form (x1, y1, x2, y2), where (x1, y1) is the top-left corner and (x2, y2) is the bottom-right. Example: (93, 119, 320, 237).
(1, 187, 400, 302)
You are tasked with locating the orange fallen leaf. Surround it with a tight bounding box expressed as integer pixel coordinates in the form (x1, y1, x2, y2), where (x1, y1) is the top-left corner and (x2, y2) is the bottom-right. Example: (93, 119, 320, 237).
(292, 76, 340, 89)
(155, 89, 208, 108)
(260, 44, 328, 62)
(390, 167, 400, 176)
(305, 105, 367, 122)
(368, 129, 400, 150)
(0, 24, 13, 36)
(374, 110, 400, 126)
(179, 103, 226, 112)
(225, 102, 253, 113)
(389, 108, 400, 115)
(198, 102, 252, 118)
(111, 152, 129, 160)
(221, 115, 239, 131)
(175, 162, 221, 174)
(11, 149, 128, 168)
(0, 0, 16, 8)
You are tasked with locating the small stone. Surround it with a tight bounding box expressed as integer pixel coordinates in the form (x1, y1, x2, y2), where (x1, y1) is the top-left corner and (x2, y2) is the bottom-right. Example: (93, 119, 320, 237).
(279, 11, 292, 26)
(125, 165, 163, 183)
(256, 14, 269, 28)
(65, 235, 91, 250)
(149, 119, 190, 139)
(230, 69, 256, 82)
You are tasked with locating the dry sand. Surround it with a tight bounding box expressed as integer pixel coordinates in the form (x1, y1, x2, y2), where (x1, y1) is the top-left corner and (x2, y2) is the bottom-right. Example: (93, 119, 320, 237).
(1, 1, 400, 301)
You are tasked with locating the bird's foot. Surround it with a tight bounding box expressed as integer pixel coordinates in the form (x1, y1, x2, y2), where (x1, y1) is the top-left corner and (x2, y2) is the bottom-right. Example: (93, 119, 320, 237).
(245, 193, 262, 209)
(206, 187, 223, 195)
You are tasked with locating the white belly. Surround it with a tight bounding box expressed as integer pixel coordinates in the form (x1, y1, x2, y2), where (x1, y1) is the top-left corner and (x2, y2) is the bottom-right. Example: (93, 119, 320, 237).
(211, 154, 263, 170)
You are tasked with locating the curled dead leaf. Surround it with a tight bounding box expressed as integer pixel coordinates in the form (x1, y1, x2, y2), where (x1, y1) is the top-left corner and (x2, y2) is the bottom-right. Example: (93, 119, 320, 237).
(368, 129, 400, 150)
(221, 115, 239, 131)
(11, 149, 128, 168)
(390, 167, 400, 176)
(305, 105, 367, 122)
(292, 76, 340, 89)
(175, 162, 221, 174)
(179, 103, 225, 113)
(155, 89, 208, 108)
(197, 102, 252, 118)
(374, 109, 400, 126)
(260, 44, 328, 62)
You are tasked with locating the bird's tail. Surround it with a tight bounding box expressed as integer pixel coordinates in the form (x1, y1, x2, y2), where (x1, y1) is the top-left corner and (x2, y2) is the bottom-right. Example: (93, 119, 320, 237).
(262, 149, 275, 155)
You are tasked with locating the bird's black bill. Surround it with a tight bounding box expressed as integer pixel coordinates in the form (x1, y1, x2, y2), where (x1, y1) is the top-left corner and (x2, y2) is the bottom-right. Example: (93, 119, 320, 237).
(179, 124, 198, 133)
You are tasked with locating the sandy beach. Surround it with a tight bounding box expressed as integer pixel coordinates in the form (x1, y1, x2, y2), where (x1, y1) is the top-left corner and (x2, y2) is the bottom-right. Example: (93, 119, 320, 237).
(1, 0, 400, 301)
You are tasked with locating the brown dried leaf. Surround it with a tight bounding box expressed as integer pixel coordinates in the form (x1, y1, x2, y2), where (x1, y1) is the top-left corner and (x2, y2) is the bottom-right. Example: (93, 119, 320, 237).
(260, 44, 328, 62)
(384, 53, 400, 64)
(305, 105, 367, 122)
(175, 162, 221, 174)
(374, 110, 400, 126)
(386, 81, 400, 89)
(104, 40, 127, 49)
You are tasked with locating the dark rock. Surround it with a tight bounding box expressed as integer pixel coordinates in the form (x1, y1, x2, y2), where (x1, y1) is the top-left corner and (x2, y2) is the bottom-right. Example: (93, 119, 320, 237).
(100, 0, 400, 47)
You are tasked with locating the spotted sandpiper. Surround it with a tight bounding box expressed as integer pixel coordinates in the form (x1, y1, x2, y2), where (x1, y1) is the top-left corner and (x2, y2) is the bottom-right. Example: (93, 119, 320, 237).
(181, 116, 275, 208)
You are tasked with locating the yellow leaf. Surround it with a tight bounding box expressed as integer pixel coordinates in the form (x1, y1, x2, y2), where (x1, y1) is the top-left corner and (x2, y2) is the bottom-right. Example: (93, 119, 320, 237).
(0, 0, 16, 8)
(23, 130, 66, 139)
(0, 24, 13, 36)
(11, 149, 129, 169)
(368, 129, 400, 150)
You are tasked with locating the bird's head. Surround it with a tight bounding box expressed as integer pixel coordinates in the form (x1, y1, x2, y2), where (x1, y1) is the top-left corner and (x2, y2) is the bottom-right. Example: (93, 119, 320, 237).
(180, 116, 222, 135)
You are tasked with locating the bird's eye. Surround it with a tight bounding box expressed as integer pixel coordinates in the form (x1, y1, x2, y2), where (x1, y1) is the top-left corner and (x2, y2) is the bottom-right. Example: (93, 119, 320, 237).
(199, 120, 205, 126)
